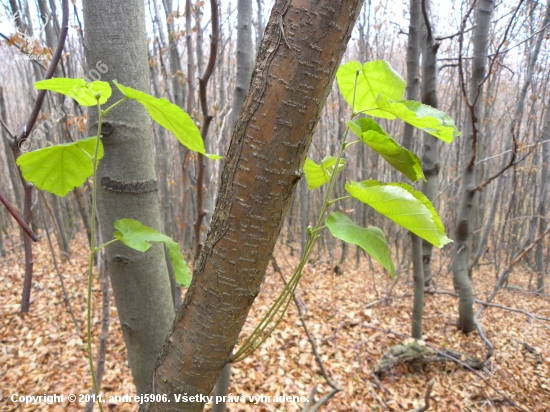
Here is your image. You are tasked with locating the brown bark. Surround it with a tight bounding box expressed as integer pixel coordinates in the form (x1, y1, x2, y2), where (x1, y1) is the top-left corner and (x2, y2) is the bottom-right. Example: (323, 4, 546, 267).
(141, 0, 363, 410)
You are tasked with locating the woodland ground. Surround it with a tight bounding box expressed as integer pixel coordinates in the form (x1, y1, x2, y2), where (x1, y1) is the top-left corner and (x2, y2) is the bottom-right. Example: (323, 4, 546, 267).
(1, 231, 549, 411)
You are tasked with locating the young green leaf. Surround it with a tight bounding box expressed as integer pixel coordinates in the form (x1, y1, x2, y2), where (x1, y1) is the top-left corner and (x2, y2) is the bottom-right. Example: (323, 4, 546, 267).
(336, 60, 406, 119)
(347, 118, 424, 182)
(303, 156, 346, 190)
(326, 212, 395, 277)
(113, 219, 192, 287)
(375, 95, 460, 143)
(345, 180, 452, 247)
(35, 78, 112, 106)
(16, 136, 103, 197)
(114, 81, 205, 154)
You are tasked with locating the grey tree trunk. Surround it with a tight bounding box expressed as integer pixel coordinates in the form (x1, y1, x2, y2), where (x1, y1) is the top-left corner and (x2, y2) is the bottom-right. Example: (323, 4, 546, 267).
(472, 1, 550, 270)
(230, 0, 254, 128)
(141, 1, 364, 410)
(536, 105, 550, 294)
(451, 0, 494, 334)
(82, 0, 175, 394)
(420, 0, 440, 287)
(403, 0, 424, 340)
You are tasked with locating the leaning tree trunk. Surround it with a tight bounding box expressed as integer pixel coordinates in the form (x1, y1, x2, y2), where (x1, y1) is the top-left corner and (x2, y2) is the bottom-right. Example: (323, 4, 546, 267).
(451, 0, 494, 334)
(141, 1, 364, 410)
(82, 0, 175, 394)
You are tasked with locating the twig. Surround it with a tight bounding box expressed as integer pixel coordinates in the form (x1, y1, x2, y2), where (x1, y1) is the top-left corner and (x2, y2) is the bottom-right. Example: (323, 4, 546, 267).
(0, 32, 48, 71)
(14, 0, 69, 146)
(270, 255, 342, 412)
(0, 190, 39, 241)
(411, 379, 434, 412)
(487, 225, 550, 303)
(39, 194, 80, 334)
(0, 117, 16, 141)
(474, 135, 538, 192)
(426, 289, 550, 325)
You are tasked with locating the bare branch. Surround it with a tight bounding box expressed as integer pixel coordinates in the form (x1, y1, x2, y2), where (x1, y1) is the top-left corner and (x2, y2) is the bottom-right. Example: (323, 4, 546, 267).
(0, 190, 39, 242)
(15, 0, 69, 146)
(360, 324, 530, 412)
(271, 255, 342, 412)
(411, 379, 435, 412)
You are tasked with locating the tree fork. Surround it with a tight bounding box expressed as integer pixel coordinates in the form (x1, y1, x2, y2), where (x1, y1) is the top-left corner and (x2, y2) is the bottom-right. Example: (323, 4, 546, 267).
(142, 0, 364, 410)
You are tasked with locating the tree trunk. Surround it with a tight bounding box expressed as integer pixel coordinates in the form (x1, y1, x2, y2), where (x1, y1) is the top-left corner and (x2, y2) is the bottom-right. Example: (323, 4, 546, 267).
(536, 105, 550, 294)
(403, 0, 424, 340)
(472, 1, 550, 271)
(451, 0, 494, 334)
(82, 0, 175, 394)
(420, 0, 440, 287)
(141, 1, 364, 410)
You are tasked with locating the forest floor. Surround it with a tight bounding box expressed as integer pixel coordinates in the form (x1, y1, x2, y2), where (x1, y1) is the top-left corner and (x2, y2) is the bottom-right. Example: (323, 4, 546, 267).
(1, 232, 549, 412)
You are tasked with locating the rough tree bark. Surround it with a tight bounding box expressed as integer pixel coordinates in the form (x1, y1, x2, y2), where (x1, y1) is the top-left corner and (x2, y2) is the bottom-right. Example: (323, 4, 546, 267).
(451, 0, 494, 333)
(82, 0, 175, 394)
(141, 1, 364, 410)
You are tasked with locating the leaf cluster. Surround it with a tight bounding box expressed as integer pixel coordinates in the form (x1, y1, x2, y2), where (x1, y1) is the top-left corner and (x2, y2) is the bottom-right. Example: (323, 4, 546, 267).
(305, 60, 460, 277)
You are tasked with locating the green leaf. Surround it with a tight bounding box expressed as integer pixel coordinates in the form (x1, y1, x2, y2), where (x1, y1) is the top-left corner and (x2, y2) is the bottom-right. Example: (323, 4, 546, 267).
(336, 60, 406, 119)
(326, 212, 395, 277)
(205, 153, 223, 160)
(16, 137, 103, 197)
(375, 95, 460, 143)
(35, 78, 111, 106)
(345, 180, 452, 247)
(303, 156, 346, 190)
(114, 81, 205, 154)
(114, 219, 192, 287)
(347, 118, 424, 182)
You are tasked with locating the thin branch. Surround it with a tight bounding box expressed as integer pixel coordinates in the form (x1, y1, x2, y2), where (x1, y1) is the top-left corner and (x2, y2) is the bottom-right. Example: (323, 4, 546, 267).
(487, 225, 550, 303)
(439, 21, 550, 60)
(426, 289, 550, 324)
(0, 32, 48, 71)
(15, 0, 69, 146)
(475, 138, 550, 165)
(0, 190, 39, 242)
(270, 255, 342, 412)
(435, 25, 476, 41)
(411, 379, 435, 412)
(0, 117, 16, 141)
(480, 0, 525, 101)
(39, 194, 80, 334)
